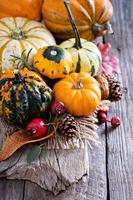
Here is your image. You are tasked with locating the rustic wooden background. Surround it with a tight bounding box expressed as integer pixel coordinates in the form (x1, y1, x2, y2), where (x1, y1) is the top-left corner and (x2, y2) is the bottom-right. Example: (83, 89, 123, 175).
(0, 0, 133, 199)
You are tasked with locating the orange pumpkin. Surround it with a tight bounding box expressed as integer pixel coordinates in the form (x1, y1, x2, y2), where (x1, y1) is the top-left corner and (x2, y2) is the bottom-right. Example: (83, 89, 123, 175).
(0, 0, 43, 20)
(53, 72, 101, 117)
(42, 0, 113, 41)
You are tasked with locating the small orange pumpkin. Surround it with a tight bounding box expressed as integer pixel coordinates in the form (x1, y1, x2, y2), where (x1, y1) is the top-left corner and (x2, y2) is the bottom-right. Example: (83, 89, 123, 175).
(53, 72, 101, 116)
(0, 0, 43, 20)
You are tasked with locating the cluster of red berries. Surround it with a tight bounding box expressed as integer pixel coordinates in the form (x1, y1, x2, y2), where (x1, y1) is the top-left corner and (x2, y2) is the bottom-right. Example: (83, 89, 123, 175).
(97, 110, 120, 128)
(25, 100, 121, 139)
(26, 100, 66, 139)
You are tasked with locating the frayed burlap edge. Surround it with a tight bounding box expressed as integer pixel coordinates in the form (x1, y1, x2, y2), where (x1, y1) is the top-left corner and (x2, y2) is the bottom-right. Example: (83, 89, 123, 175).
(42, 100, 111, 150)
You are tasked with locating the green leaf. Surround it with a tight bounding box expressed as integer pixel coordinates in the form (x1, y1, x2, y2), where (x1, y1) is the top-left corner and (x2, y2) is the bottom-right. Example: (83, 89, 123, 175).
(27, 146, 42, 164)
(21, 49, 26, 58)
(91, 65, 95, 76)
(10, 55, 21, 59)
(26, 48, 33, 62)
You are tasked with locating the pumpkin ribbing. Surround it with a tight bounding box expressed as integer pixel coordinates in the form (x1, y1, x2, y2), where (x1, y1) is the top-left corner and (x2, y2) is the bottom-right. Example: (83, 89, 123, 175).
(0, 17, 56, 73)
(42, 0, 113, 41)
(53, 72, 101, 117)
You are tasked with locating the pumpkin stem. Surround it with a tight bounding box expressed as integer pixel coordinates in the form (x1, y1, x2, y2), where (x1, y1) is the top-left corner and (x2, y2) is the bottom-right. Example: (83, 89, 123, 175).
(10, 28, 26, 40)
(64, 0, 82, 49)
(75, 78, 83, 89)
(92, 22, 114, 36)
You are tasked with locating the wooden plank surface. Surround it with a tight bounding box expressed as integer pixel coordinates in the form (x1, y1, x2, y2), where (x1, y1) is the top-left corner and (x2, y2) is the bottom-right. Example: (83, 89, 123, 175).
(106, 0, 133, 199)
(0, 178, 25, 200)
(0, 0, 133, 199)
(0, 130, 106, 200)
(86, 129, 107, 200)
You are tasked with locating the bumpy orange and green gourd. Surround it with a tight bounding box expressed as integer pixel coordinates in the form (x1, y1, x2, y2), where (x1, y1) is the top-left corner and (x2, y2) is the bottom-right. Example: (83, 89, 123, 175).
(33, 46, 74, 79)
(0, 68, 53, 125)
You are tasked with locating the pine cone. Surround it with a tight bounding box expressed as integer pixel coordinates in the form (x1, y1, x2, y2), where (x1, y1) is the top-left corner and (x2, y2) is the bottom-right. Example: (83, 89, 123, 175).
(105, 74, 122, 101)
(58, 113, 79, 140)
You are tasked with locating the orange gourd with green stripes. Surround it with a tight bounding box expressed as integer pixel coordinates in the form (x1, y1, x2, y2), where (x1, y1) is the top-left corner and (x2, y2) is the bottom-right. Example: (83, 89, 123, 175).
(0, 17, 56, 73)
(42, 0, 113, 41)
(0, 68, 53, 125)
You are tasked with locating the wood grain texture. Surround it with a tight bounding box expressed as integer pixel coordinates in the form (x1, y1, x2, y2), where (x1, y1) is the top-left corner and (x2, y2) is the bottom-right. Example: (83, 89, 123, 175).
(0, 117, 90, 196)
(0, 178, 25, 200)
(0, 145, 89, 195)
(23, 177, 88, 200)
(106, 0, 133, 199)
(86, 127, 107, 200)
(0, 130, 106, 200)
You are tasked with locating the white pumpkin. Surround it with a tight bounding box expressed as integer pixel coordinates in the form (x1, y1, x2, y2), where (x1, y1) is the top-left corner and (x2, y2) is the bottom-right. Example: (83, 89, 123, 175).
(0, 17, 56, 73)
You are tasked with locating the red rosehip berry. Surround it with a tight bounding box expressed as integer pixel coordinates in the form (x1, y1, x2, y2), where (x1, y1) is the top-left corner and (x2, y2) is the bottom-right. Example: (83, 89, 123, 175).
(50, 100, 66, 116)
(98, 110, 107, 123)
(26, 118, 48, 139)
(111, 116, 121, 128)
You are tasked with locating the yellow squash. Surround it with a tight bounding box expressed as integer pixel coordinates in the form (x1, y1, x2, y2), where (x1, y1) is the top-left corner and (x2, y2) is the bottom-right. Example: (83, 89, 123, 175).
(33, 46, 74, 79)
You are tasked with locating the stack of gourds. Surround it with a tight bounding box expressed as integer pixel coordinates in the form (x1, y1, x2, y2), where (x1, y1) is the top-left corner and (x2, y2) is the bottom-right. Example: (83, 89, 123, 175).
(0, 0, 113, 125)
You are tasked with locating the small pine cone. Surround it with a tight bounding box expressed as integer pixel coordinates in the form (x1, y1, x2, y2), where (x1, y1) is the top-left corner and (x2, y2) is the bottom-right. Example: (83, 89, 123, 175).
(104, 74, 122, 101)
(104, 74, 117, 84)
(58, 113, 79, 140)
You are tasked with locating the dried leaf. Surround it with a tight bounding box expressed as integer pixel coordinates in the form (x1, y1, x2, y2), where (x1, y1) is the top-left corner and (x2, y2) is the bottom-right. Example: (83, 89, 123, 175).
(0, 129, 55, 161)
(27, 146, 41, 164)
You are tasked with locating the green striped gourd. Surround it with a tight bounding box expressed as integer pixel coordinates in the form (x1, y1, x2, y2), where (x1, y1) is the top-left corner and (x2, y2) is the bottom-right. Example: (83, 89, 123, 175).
(60, 38, 102, 75)
(60, 1, 102, 76)
(0, 17, 56, 74)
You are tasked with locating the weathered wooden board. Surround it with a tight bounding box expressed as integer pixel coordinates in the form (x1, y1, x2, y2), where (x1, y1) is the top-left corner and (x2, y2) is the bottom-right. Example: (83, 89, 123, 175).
(0, 118, 90, 195)
(22, 127, 107, 200)
(0, 178, 25, 200)
(86, 126, 107, 200)
(106, 0, 133, 199)
(0, 126, 107, 200)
